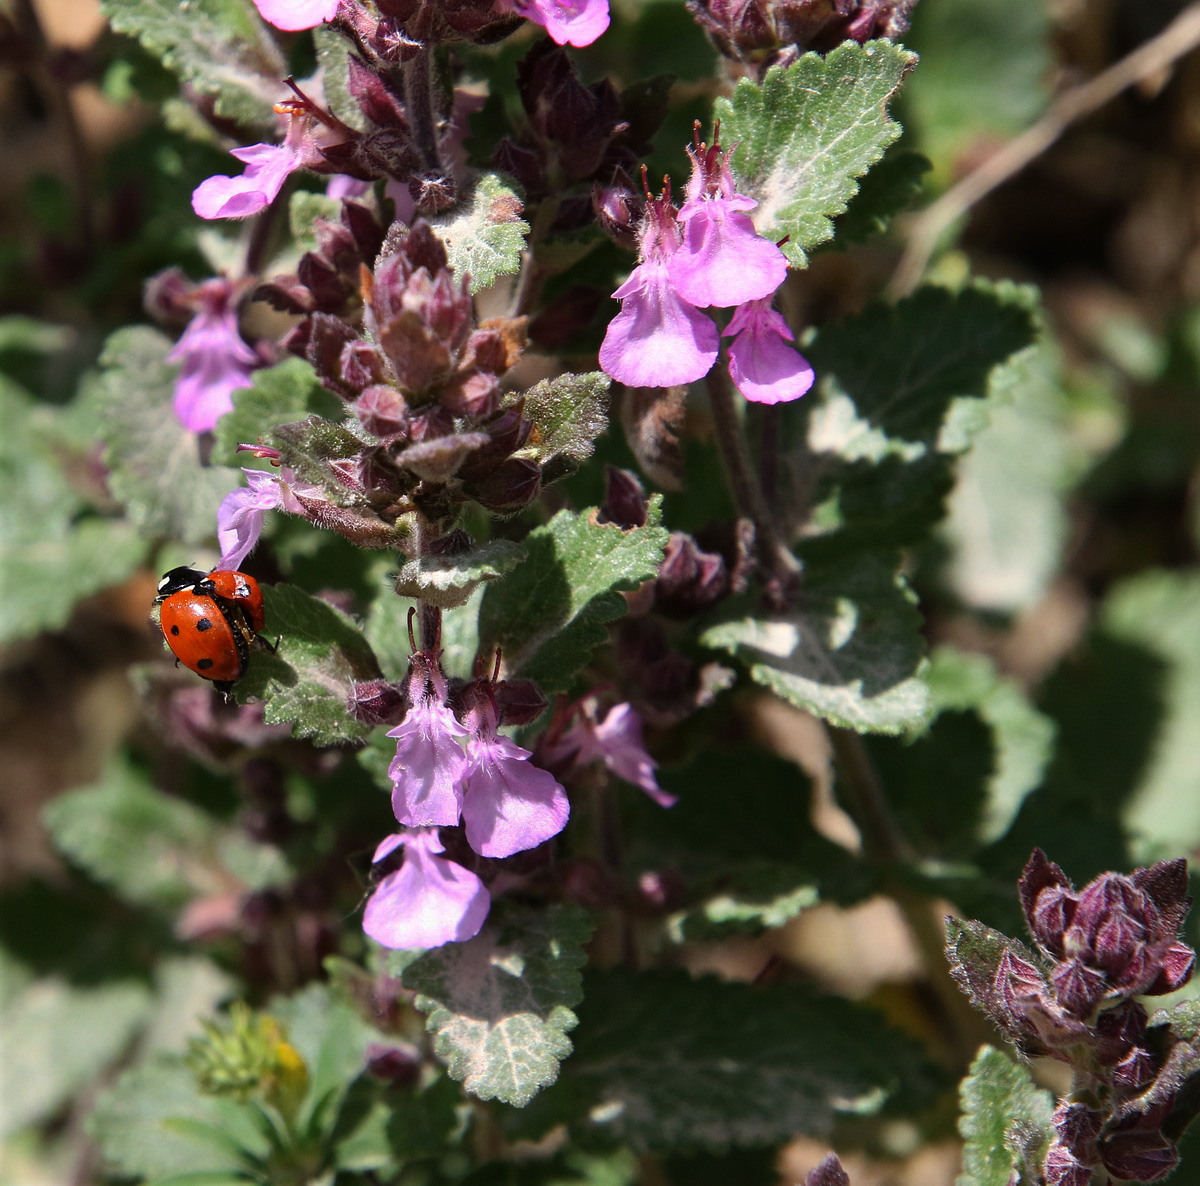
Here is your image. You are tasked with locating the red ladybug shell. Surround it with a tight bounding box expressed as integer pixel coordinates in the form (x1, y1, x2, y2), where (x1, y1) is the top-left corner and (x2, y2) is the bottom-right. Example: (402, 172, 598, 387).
(159, 589, 246, 685)
(205, 569, 266, 633)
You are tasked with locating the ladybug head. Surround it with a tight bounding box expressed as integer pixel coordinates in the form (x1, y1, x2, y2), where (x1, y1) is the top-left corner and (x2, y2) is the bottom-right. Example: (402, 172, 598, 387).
(156, 565, 210, 602)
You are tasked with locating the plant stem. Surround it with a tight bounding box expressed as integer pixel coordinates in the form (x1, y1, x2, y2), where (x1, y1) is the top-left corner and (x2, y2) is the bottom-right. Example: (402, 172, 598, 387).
(827, 726, 991, 1065)
(401, 46, 443, 176)
(705, 363, 796, 579)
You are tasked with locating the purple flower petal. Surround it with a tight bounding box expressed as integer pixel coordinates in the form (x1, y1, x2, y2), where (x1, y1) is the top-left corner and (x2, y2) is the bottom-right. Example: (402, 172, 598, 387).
(669, 205, 787, 309)
(168, 291, 259, 432)
(363, 829, 490, 950)
(725, 298, 814, 405)
(461, 736, 570, 858)
(217, 468, 285, 570)
(388, 698, 468, 827)
(594, 703, 676, 807)
(505, 0, 610, 45)
(252, 0, 339, 31)
(192, 143, 301, 221)
(599, 258, 718, 388)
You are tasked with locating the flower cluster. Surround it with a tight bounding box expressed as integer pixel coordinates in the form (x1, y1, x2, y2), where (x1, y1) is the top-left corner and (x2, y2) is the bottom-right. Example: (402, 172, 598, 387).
(687, 0, 917, 72)
(599, 129, 813, 405)
(950, 850, 1199, 1184)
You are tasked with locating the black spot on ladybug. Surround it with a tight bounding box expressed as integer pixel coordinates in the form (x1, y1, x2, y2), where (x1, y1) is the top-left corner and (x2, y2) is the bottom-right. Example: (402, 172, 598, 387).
(197, 617, 213, 631)
(170, 625, 180, 635)
(197, 658, 214, 670)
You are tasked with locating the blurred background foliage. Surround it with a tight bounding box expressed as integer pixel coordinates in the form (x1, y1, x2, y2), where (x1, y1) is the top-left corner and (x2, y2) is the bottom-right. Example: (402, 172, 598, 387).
(7, 0, 1200, 1183)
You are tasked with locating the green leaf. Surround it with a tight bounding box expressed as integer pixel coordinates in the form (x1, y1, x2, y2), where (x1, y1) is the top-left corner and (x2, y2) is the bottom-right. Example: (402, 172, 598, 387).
(0, 382, 146, 644)
(924, 647, 1056, 844)
(478, 499, 668, 692)
(213, 357, 343, 469)
(511, 970, 942, 1150)
(233, 583, 383, 745)
(790, 281, 1040, 556)
(1100, 570, 1200, 860)
(288, 190, 344, 250)
(89, 327, 241, 546)
(627, 746, 870, 940)
(0, 978, 150, 1137)
(942, 345, 1085, 613)
(828, 147, 930, 246)
(393, 539, 528, 609)
(518, 371, 611, 486)
(430, 172, 529, 294)
(715, 41, 915, 267)
(702, 551, 930, 734)
(400, 902, 594, 1107)
(43, 759, 226, 911)
(314, 24, 367, 133)
(87, 1055, 255, 1181)
(957, 1045, 1053, 1186)
(100, 0, 285, 128)
(330, 1073, 461, 1171)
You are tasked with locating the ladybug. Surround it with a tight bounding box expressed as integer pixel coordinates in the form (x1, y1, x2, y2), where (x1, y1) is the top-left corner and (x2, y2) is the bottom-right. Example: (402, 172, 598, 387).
(154, 566, 273, 698)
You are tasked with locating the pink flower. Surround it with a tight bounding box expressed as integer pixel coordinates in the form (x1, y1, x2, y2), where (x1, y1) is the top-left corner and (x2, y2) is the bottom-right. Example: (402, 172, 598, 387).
(725, 298, 814, 405)
(593, 703, 676, 807)
(461, 731, 571, 858)
(325, 174, 370, 200)
(599, 195, 718, 388)
(668, 141, 787, 309)
(168, 282, 258, 432)
(192, 143, 303, 220)
(363, 830, 490, 950)
(252, 0, 339, 31)
(503, 0, 610, 45)
(389, 656, 469, 828)
(217, 468, 286, 569)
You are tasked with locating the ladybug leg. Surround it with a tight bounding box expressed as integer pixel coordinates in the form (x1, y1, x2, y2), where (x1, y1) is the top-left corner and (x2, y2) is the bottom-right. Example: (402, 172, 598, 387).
(213, 680, 237, 704)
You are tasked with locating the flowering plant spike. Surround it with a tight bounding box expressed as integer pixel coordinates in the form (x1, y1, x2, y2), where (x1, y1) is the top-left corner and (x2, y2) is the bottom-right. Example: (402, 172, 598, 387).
(23, 1, 1200, 1184)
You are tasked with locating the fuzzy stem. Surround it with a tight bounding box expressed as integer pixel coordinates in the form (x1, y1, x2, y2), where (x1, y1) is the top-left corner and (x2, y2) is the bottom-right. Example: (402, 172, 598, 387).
(705, 363, 796, 578)
(827, 726, 991, 1065)
(401, 46, 443, 176)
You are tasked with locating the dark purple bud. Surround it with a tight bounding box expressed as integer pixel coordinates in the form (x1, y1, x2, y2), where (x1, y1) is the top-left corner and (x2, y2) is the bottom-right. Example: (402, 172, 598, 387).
(348, 679, 409, 726)
(347, 55, 409, 130)
(685, 0, 777, 59)
(1052, 958, 1108, 1018)
(1101, 1127, 1178, 1183)
(804, 1154, 850, 1186)
(655, 532, 729, 615)
(365, 1042, 422, 1087)
(440, 368, 500, 417)
(340, 199, 386, 265)
(599, 466, 648, 529)
(494, 679, 548, 727)
(593, 177, 640, 250)
(807, 0, 919, 52)
(301, 313, 361, 398)
(467, 457, 542, 512)
(1133, 858, 1192, 939)
(356, 385, 411, 438)
(394, 432, 489, 483)
(1093, 909, 1148, 978)
(410, 172, 457, 215)
(1094, 998, 1148, 1065)
(1112, 1044, 1158, 1091)
(1146, 941, 1196, 995)
(144, 266, 196, 325)
(341, 341, 384, 394)
(493, 138, 545, 193)
(1019, 849, 1076, 953)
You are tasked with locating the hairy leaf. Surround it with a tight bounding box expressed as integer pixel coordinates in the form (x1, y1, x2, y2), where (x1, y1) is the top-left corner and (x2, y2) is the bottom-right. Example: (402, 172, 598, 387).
(89, 327, 241, 546)
(100, 0, 285, 128)
(716, 41, 915, 266)
(511, 970, 942, 1149)
(430, 172, 529, 294)
(392, 539, 527, 609)
(400, 903, 594, 1106)
(234, 583, 383, 745)
(702, 551, 929, 734)
(519, 371, 610, 486)
(957, 1045, 1053, 1186)
(828, 147, 930, 246)
(479, 499, 669, 692)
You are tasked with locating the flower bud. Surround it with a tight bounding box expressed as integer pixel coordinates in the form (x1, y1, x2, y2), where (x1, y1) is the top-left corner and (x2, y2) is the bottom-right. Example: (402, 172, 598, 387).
(356, 385, 411, 439)
(348, 679, 409, 726)
(466, 456, 542, 512)
(599, 466, 648, 529)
